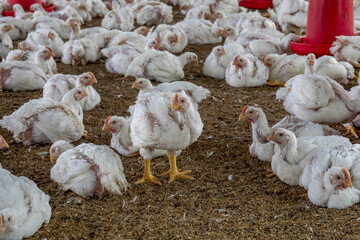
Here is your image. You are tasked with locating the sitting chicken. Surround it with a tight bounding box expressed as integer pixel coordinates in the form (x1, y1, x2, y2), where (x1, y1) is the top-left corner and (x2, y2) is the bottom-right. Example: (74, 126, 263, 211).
(90, 0, 109, 18)
(102, 116, 167, 157)
(0, 23, 13, 59)
(127, 50, 198, 82)
(239, 105, 340, 162)
(236, 12, 276, 35)
(150, 24, 188, 53)
(184, 5, 211, 20)
(134, 1, 173, 25)
(262, 53, 306, 86)
(225, 53, 269, 87)
(12, 4, 34, 20)
(300, 144, 360, 209)
(0, 168, 51, 240)
(276, 54, 360, 132)
(0, 88, 87, 145)
(101, 1, 134, 31)
(50, 140, 129, 197)
(267, 128, 351, 186)
(62, 20, 100, 66)
(32, 14, 72, 40)
(331, 36, 360, 68)
(43, 72, 99, 111)
(0, 18, 33, 40)
(175, 19, 222, 44)
(131, 78, 210, 110)
(130, 91, 203, 184)
(203, 44, 245, 79)
(26, 29, 64, 57)
(107, 27, 153, 51)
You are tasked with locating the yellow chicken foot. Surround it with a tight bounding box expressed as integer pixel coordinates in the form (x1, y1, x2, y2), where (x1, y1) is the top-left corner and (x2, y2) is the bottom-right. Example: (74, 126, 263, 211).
(344, 124, 360, 138)
(83, 130, 88, 137)
(126, 151, 140, 157)
(0, 214, 8, 234)
(299, 193, 308, 198)
(266, 81, 285, 87)
(161, 151, 194, 183)
(266, 169, 275, 178)
(350, 62, 360, 68)
(136, 159, 161, 185)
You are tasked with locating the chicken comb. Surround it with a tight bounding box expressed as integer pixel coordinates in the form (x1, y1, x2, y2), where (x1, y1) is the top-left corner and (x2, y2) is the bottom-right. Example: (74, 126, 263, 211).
(271, 128, 279, 135)
(88, 72, 95, 79)
(241, 105, 249, 115)
(155, 38, 160, 43)
(262, 54, 268, 62)
(105, 116, 112, 124)
(342, 168, 351, 182)
(45, 46, 53, 52)
(234, 55, 239, 61)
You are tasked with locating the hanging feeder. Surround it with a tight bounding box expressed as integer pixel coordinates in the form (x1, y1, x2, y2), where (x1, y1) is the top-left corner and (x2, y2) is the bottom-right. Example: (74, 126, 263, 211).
(291, 0, 354, 57)
(238, 0, 273, 10)
(3, 0, 54, 17)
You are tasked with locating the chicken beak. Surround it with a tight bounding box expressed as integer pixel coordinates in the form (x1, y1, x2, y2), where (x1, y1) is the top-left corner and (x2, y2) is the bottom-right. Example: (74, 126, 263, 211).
(102, 124, 110, 131)
(0, 214, 7, 234)
(232, 60, 237, 65)
(267, 133, 276, 142)
(238, 114, 247, 121)
(50, 155, 56, 163)
(7, 25, 13, 31)
(344, 181, 353, 189)
(132, 80, 138, 89)
(192, 59, 199, 65)
(172, 93, 181, 112)
(82, 90, 89, 98)
(342, 168, 353, 189)
(47, 32, 51, 39)
(221, 29, 227, 38)
(50, 50, 55, 57)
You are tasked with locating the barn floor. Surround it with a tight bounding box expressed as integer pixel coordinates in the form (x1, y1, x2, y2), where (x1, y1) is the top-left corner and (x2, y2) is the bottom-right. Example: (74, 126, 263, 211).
(1, 9, 360, 240)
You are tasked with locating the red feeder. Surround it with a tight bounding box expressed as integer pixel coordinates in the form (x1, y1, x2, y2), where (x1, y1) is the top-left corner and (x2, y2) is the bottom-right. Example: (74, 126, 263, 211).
(238, 0, 273, 10)
(291, 0, 354, 57)
(3, 1, 54, 17)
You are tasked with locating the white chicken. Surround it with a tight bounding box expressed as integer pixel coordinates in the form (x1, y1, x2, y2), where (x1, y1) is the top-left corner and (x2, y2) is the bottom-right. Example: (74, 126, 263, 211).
(43, 72, 99, 111)
(32, 15, 71, 40)
(175, 19, 222, 44)
(150, 24, 188, 53)
(101, 1, 134, 31)
(225, 53, 269, 87)
(134, 1, 173, 25)
(130, 91, 203, 184)
(0, 88, 87, 145)
(126, 50, 198, 82)
(0, 168, 51, 240)
(26, 29, 64, 57)
(301, 144, 360, 209)
(50, 140, 129, 197)
(203, 44, 245, 79)
(62, 20, 100, 66)
(262, 53, 306, 86)
(0, 23, 13, 59)
(102, 116, 167, 157)
(184, 6, 211, 20)
(239, 105, 340, 162)
(267, 128, 351, 186)
(12, 4, 34, 20)
(90, 0, 109, 18)
(131, 78, 210, 110)
(107, 27, 152, 50)
(276, 54, 360, 128)
(235, 12, 276, 35)
(331, 36, 360, 68)
(38, 4, 85, 25)
(0, 18, 33, 40)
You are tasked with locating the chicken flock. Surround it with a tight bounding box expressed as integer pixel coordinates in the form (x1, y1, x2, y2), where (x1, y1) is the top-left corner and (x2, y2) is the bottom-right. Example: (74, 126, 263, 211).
(1, 0, 360, 238)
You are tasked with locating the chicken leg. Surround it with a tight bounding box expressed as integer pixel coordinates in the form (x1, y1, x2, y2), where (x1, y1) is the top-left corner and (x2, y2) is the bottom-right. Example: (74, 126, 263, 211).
(136, 159, 161, 185)
(266, 81, 285, 87)
(161, 150, 194, 183)
(126, 150, 140, 157)
(0, 214, 8, 234)
(344, 124, 360, 138)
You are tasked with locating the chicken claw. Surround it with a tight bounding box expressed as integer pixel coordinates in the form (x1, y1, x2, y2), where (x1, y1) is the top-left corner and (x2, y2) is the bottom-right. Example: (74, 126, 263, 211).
(126, 151, 140, 157)
(299, 193, 308, 198)
(0, 214, 8, 234)
(83, 130, 88, 137)
(344, 124, 360, 138)
(136, 159, 161, 185)
(266, 81, 285, 87)
(162, 150, 194, 183)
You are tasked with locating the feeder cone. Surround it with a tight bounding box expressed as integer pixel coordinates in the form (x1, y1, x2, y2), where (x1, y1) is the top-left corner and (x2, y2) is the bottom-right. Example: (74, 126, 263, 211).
(238, 0, 273, 10)
(291, 0, 354, 57)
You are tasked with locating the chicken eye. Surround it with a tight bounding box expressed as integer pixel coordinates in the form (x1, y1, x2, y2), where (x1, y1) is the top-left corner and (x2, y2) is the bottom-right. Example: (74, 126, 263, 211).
(249, 111, 253, 114)
(279, 133, 283, 137)
(337, 176, 341, 180)
(112, 121, 116, 124)
(139, 81, 143, 84)
(181, 99, 185, 103)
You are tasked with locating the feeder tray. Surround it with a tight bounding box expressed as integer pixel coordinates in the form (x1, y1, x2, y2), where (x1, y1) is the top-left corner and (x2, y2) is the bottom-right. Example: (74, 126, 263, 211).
(3, 1, 54, 17)
(238, 0, 273, 9)
(290, 38, 332, 58)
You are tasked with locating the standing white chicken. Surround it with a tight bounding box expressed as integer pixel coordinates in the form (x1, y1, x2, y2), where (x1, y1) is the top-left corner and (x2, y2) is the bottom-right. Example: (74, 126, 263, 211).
(267, 128, 351, 186)
(0, 23, 13, 59)
(50, 140, 129, 197)
(239, 105, 340, 162)
(130, 91, 203, 184)
(225, 53, 269, 87)
(0, 88, 87, 145)
(300, 144, 360, 209)
(0, 168, 51, 240)
(127, 50, 198, 82)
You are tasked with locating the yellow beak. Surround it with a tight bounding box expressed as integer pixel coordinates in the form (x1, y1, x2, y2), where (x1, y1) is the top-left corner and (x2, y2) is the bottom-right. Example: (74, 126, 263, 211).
(132, 79, 138, 88)
(267, 133, 276, 142)
(238, 114, 247, 121)
(102, 124, 110, 131)
(50, 155, 56, 163)
(344, 181, 353, 189)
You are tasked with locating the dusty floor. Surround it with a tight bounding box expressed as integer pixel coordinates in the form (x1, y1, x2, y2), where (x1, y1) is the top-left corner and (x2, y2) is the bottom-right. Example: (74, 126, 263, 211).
(1, 8, 360, 240)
